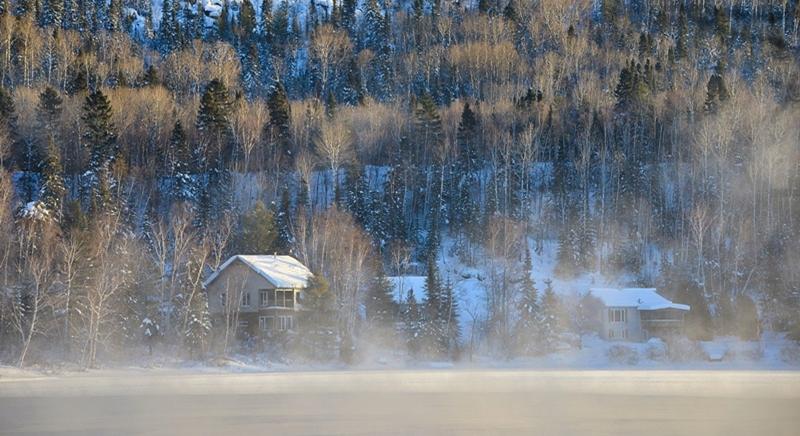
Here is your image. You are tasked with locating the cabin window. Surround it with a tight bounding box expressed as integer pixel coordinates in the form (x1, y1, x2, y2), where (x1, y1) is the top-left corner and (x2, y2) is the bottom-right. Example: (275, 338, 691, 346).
(608, 308, 627, 323)
(241, 292, 251, 307)
(258, 315, 294, 331)
(260, 290, 269, 307)
(261, 289, 296, 308)
(277, 316, 294, 331)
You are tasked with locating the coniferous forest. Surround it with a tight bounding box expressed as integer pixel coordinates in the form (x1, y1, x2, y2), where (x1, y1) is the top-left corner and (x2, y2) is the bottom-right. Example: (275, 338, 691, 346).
(0, 0, 799, 367)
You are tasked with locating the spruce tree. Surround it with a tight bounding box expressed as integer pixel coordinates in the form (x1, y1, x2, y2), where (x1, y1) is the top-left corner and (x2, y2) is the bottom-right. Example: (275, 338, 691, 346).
(39, 142, 65, 218)
(260, 0, 273, 41)
(184, 290, 211, 359)
(82, 89, 118, 212)
(365, 264, 396, 327)
(36, 87, 65, 217)
(36, 86, 62, 140)
(169, 120, 194, 203)
(239, 0, 257, 40)
(538, 279, 561, 353)
(196, 78, 233, 168)
(403, 288, 422, 357)
(440, 276, 460, 358)
(275, 186, 292, 249)
(266, 81, 292, 163)
(236, 201, 278, 254)
(415, 92, 443, 154)
(217, 0, 230, 41)
(514, 245, 540, 355)
(381, 167, 406, 245)
(703, 68, 729, 114)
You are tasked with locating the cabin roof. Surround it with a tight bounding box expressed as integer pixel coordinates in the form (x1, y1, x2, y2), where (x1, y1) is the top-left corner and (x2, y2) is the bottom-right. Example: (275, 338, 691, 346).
(203, 255, 313, 289)
(589, 288, 690, 311)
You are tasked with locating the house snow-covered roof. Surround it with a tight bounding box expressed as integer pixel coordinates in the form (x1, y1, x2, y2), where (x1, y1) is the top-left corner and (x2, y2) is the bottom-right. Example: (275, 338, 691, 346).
(588, 288, 690, 311)
(203, 255, 313, 289)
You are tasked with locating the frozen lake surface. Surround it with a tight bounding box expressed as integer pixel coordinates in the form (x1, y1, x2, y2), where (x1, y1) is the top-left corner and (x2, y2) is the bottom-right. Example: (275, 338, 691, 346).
(1, 369, 799, 435)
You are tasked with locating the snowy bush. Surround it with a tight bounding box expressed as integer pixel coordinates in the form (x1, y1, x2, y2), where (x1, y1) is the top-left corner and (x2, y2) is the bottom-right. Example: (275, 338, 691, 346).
(666, 338, 704, 362)
(644, 338, 667, 361)
(607, 344, 639, 365)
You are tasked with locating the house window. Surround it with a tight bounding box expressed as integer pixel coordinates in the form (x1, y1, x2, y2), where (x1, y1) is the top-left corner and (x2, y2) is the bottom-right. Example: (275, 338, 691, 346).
(609, 329, 614, 338)
(258, 315, 294, 331)
(238, 320, 248, 328)
(259, 316, 273, 331)
(622, 329, 628, 339)
(241, 292, 251, 307)
(608, 308, 627, 323)
(277, 316, 294, 331)
(220, 292, 227, 307)
(260, 289, 296, 308)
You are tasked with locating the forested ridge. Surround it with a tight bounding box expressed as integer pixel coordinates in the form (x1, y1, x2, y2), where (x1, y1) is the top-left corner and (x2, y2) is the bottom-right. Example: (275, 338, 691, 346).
(0, 0, 799, 366)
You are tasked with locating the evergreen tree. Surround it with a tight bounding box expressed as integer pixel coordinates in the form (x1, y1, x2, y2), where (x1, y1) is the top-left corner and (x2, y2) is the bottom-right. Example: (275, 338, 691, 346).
(82, 89, 118, 212)
(169, 120, 194, 203)
(275, 186, 292, 250)
(0, 86, 15, 133)
(260, 0, 273, 41)
(39, 142, 65, 218)
(538, 279, 561, 353)
(514, 245, 540, 355)
(422, 256, 443, 356)
(271, 0, 290, 51)
(403, 288, 422, 357)
(703, 68, 729, 114)
(422, 256, 457, 358)
(241, 42, 263, 97)
(340, 0, 355, 33)
(381, 167, 407, 245)
(266, 81, 292, 163)
(365, 264, 396, 327)
(502, 0, 517, 22)
(415, 92, 443, 154)
(343, 164, 370, 229)
(305, 0, 318, 35)
(159, 0, 177, 50)
(41, 0, 63, 27)
(197, 78, 233, 168)
(236, 201, 279, 254)
(61, 0, 77, 29)
(184, 290, 211, 359)
(239, 0, 257, 40)
(217, 0, 230, 41)
(36, 86, 62, 141)
(675, 3, 688, 60)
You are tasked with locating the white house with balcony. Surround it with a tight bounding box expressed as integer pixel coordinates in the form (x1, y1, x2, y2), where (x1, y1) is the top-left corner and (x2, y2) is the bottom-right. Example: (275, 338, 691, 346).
(589, 288, 690, 341)
(203, 255, 313, 337)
